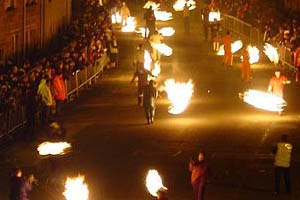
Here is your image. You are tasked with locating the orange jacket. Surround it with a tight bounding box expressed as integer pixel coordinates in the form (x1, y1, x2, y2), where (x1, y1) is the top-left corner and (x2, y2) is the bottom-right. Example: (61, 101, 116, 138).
(52, 75, 66, 101)
(223, 35, 232, 53)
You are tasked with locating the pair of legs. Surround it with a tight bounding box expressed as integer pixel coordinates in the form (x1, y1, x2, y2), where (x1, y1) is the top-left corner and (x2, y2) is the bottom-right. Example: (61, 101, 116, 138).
(137, 85, 144, 106)
(152, 48, 161, 62)
(41, 105, 51, 125)
(275, 166, 291, 194)
(144, 105, 155, 124)
(241, 64, 251, 82)
(192, 182, 206, 200)
(223, 52, 233, 66)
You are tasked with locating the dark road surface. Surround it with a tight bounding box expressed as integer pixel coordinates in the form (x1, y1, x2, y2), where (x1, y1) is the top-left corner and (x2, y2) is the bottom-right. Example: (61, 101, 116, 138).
(1, 2, 300, 200)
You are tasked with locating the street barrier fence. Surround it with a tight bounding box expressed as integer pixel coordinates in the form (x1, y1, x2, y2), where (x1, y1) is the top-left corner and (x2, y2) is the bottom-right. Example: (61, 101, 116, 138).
(1, 53, 109, 139)
(221, 13, 295, 70)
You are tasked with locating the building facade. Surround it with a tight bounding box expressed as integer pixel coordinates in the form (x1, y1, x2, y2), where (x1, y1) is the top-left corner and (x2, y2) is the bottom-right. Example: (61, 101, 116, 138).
(0, 0, 72, 65)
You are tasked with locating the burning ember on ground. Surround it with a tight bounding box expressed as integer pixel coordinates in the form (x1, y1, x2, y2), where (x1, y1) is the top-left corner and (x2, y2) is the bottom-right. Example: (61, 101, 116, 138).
(37, 142, 71, 156)
(241, 89, 286, 112)
(208, 11, 221, 22)
(63, 175, 89, 200)
(136, 27, 175, 38)
(164, 79, 194, 114)
(154, 10, 173, 21)
(173, 0, 196, 11)
(263, 43, 279, 64)
(153, 43, 173, 56)
(217, 40, 243, 56)
(241, 45, 260, 64)
(121, 17, 136, 32)
(144, 1, 160, 10)
(146, 170, 167, 197)
(111, 12, 122, 24)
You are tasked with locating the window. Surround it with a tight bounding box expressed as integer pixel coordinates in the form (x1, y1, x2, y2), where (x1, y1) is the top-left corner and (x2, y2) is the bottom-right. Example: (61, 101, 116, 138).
(5, 0, 16, 11)
(26, 0, 38, 7)
(11, 33, 19, 55)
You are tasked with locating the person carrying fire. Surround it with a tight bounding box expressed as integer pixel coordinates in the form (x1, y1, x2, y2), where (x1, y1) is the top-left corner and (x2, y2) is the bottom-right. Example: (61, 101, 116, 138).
(293, 46, 300, 82)
(149, 30, 163, 62)
(143, 80, 158, 124)
(144, 6, 156, 37)
(134, 44, 144, 69)
(268, 70, 290, 98)
(131, 62, 151, 106)
(223, 31, 233, 67)
(241, 45, 251, 82)
(120, 2, 131, 25)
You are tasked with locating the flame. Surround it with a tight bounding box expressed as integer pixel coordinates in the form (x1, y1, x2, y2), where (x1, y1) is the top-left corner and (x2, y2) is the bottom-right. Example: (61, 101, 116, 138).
(144, 50, 152, 71)
(158, 27, 175, 37)
(263, 43, 279, 64)
(217, 40, 243, 56)
(143, 1, 160, 10)
(63, 175, 89, 200)
(242, 89, 286, 112)
(241, 45, 259, 64)
(164, 79, 194, 114)
(146, 170, 167, 197)
(121, 17, 136, 32)
(208, 11, 221, 22)
(111, 12, 122, 24)
(37, 142, 71, 156)
(144, 50, 161, 79)
(136, 27, 175, 38)
(154, 10, 173, 21)
(152, 43, 173, 56)
(173, 0, 196, 11)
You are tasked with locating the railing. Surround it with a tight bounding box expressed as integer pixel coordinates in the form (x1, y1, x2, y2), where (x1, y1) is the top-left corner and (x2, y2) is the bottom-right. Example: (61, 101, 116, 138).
(221, 13, 295, 70)
(0, 53, 109, 139)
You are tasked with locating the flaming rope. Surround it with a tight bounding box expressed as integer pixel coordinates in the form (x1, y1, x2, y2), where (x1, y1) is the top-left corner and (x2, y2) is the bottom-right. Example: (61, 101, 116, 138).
(146, 170, 167, 197)
(153, 43, 173, 56)
(241, 45, 260, 64)
(37, 142, 71, 156)
(164, 79, 194, 114)
(154, 10, 173, 21)
(136, 27, 175, 38)
(63, 175, 89, 200)
(242, 89, 286, 112)
(173, 0, 196, 11)
(263, 43, 279, 64)
(217, 40, 243, 56)
(121, 17, 136, 32)
(143, 1, 160, 10)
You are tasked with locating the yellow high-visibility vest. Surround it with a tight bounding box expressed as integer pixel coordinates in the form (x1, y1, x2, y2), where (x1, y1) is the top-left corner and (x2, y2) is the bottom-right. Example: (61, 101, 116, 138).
(275, 142, 292, 167)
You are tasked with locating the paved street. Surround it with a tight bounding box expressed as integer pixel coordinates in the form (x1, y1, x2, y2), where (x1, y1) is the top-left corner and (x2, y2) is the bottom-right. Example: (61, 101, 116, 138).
(1, 2, 300, 200)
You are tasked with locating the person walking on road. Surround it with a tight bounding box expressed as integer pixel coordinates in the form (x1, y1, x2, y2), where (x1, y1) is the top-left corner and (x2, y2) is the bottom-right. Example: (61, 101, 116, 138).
(273, 134, 292, 195)
(268, 70, 290, 98)
(134, 44, 144, 69)
(38, 75, 53, 125)
(149, 31, 163, 62)
(52, 70, 66, 116)
(241, 46, 251, 82)
(183, 3, 190, 34)
(120, 2, 131, 25)
(143, 80, 157, 124)
(223, 31, 233, 67)
(131, 64, 151, 106)
(189, 151, 208, 200)
(144, 6, 156, 37)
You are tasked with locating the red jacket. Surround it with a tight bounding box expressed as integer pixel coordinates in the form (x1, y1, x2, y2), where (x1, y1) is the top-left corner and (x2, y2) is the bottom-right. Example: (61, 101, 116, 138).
(294, 48, 300, 68)
(52, 75, 66, 101)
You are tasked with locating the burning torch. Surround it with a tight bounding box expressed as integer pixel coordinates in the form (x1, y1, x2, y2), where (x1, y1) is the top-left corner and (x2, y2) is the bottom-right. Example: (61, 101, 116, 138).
(146, 169, 168, 200)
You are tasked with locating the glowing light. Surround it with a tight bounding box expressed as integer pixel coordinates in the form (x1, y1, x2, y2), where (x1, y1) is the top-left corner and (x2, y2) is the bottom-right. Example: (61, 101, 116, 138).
(146, 170, 167, 197)
(154, 10, 173, 21)
(63, 175, 89, 200)
(208, 11, 221, 22)
(144, 50, 161, 79)
(144, 1, 160, 10)
(164, 79, 194, 114)
(37, 142, 71, 156)
(136, 27, 175, 38)
(153, 43, 173, 56)
(111, 12, 122, 24)
(264, 43, 279, 64)
(242, 89, 286, 112)
(241, 45, 260, 64)
(152, 61, 161, 77)
(121, 17, 136, 32)
(158, 27, 175, 37)
(144, 50, 152, 71)
(217, 40, 243, 56)
(173, 0, 196, 11)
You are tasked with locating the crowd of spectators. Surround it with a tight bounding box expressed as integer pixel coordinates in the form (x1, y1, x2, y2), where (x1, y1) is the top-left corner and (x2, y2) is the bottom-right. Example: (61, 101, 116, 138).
(0, 0, 119, 133)
(212, 0, 300, 51)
